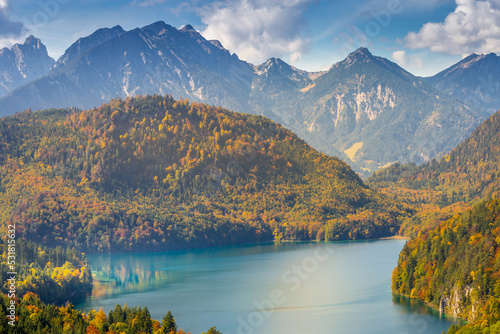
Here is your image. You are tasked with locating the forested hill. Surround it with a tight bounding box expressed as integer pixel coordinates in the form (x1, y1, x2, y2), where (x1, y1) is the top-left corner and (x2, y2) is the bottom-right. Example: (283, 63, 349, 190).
(370, 108, 500, 204)
(0, 95, 408, 252)
(393, 198, 500, 333)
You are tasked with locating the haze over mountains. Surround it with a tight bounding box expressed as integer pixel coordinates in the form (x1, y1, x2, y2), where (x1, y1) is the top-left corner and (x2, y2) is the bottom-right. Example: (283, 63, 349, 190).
(0, 21, 496, 174)
(426, 52, 500, 113)
(256, 47, 485, 172)
(0, 35, 55, 97)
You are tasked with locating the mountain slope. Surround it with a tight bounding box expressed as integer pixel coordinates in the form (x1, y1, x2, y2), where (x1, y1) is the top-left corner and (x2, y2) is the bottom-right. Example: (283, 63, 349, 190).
(0, 25, 484, 175)
(426, 53, 500, 113)
(260, 48, 487, 174)
(0, 22, 256, 118)
(54, 25, 125, 68)
(370, 108, 500, 203)
(0, 95, 408, 252)
(0, 36, 54, 97)
(393, 198, 500, 327)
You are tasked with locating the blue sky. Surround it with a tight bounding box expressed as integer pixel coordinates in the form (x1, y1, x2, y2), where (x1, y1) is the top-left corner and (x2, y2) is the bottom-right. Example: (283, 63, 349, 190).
(0, 0, 499, 76)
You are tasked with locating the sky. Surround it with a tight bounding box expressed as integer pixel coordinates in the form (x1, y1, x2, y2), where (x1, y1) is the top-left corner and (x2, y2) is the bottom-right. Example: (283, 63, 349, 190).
(0, 0, 499, 76)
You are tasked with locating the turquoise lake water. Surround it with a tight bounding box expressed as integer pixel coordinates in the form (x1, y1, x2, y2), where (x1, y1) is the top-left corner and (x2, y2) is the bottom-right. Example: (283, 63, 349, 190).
(77, 240, 461, 334)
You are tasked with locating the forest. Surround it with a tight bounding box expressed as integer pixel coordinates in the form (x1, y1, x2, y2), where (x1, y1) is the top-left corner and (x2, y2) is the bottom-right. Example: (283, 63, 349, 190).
(0, 94, 416, 332)
(0, 239, 92, 305)
(380, 109, 500, 332)
(369, 109, 500, 236)
(0, 291, 217, 334)
(393, 198, 500, 333)
(0, 94, 410, 252)
(4, 95, 500, 333)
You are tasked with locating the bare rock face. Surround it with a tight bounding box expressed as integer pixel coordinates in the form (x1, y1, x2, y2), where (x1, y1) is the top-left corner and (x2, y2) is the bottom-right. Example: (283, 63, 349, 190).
(440, 285, 481, 322)
(252, 47, 486, 174)
(0, 35, 54, 97)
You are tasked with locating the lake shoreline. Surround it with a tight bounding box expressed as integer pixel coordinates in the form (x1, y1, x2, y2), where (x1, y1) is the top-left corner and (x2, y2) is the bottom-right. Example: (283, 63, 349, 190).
(379, 235, 410, 240)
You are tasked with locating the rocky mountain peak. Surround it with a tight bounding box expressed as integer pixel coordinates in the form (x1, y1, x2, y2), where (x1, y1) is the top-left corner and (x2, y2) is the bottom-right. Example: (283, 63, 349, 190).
(180, 24, 195, 32)
(55, 25, 125, 67)
(23, 35, 39, 46)
(0, 36, 54, 97)
(332, 47, 376, 69)
(209, 40, 225, 50)
(347, 47, 373, 60)
(256, 57, 292, 75)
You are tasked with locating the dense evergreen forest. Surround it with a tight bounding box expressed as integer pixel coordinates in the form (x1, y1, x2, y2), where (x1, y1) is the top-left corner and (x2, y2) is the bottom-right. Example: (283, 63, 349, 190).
(394, 198, 500, 333)
(0, 291, 207, 334)
(0, 95, 409, 252)
(377, 109, 500, 333)
(0, 239, 92, 305)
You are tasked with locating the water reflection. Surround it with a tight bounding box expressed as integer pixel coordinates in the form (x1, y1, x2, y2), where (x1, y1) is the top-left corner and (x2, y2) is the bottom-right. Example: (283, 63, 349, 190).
(90, 253, 180, 298)
(89, 242, 284, 298)
(79, 241, 464, 334)
(392, 294, 465, 332)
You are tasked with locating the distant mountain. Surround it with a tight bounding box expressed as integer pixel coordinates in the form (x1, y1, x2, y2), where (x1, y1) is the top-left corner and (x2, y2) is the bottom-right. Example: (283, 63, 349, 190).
(370, 107, 500, 203)
(368, 106, 500, 239)
(0, 95, 406, 251)
(426, 52, 500, 113)
(0, 35, 54, 97)
(259, 48, 487, 173)
(54, 25, 125, 68)
(248, 57, 343, 153)
(0, 23, 486, 175)
(0, 22, 256, 118)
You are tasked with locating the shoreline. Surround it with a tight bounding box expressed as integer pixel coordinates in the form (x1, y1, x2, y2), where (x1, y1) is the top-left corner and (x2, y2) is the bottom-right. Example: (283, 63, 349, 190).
(379, 235, 409, 240)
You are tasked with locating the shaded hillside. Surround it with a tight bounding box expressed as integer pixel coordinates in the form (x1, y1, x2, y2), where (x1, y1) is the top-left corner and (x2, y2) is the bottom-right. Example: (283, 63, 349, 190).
(370, 108, 500, 202)
(0, 95, 408, 252)
(0, 239, 92, 305)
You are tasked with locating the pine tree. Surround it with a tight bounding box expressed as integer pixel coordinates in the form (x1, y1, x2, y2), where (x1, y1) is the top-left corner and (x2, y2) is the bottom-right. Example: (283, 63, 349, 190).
(161, 310, 177, 333)
(203, 326, 222, 334)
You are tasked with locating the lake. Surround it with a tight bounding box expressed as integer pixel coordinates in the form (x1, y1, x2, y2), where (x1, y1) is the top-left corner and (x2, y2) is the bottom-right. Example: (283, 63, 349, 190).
(77, 240, 461, 334)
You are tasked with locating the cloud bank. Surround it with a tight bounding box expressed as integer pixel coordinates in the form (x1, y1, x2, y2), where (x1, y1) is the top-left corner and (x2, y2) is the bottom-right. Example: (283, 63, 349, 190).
(405, 0, 500, 55)
(131, 0, 167, 7)
(392, 50, 424, 69)
(0, 0, 24, 38)
(200, 0, 311, 65)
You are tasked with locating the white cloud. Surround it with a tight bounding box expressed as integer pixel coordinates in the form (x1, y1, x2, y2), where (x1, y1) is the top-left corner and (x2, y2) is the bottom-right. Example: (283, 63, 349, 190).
(131, 0, 167, 7)
(392, 49, 425, 70)
(405, 0, 500, 55)
(0, 0, 23, 38)
(0, 36, 20, 49)
(200, 0, 311, 65)
(392, 50, 408, 66)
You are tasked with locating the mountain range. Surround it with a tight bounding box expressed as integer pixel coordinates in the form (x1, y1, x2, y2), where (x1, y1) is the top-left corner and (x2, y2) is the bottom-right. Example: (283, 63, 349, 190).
(370, 106, 500, 204)
(0, 35, 54, 97)
(426, 52, 500, 113)
(254, 47, 486, 172)
(0, 21, 495, 174)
